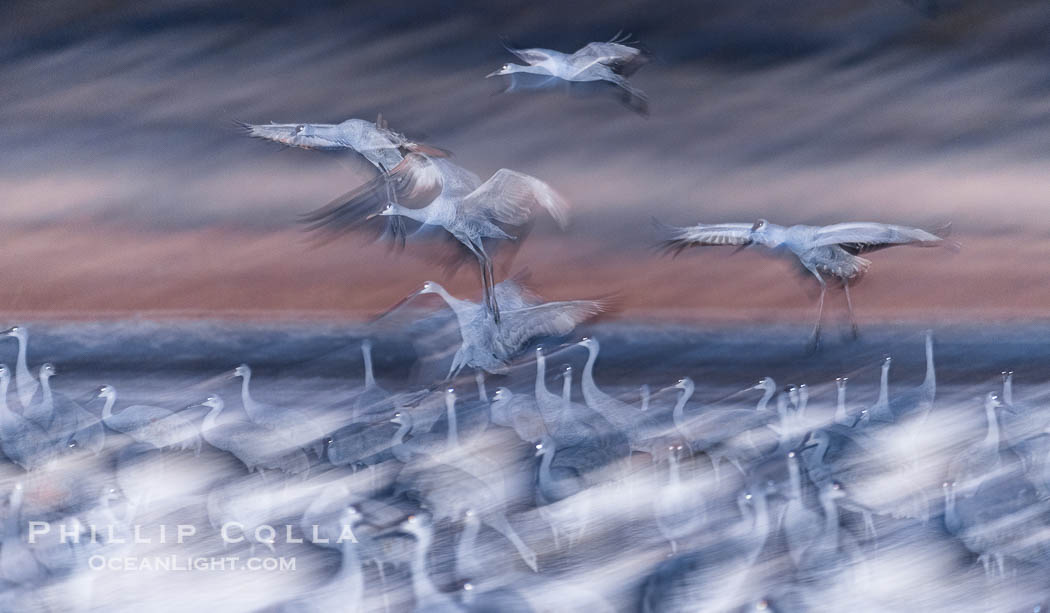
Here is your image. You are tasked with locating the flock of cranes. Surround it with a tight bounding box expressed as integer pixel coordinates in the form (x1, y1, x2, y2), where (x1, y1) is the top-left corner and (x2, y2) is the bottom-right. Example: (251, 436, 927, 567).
(0, 24, 1027, 613)
(0, 323, 1048, 611)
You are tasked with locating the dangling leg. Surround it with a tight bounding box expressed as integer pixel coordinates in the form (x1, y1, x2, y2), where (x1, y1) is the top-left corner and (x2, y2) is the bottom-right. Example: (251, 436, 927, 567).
(475, 370, 488, 402)
(807, 271, 827, 352)
(477, 242, 501, 323)
(378, 163, 405, 247)
(465, 242, 495, 319)
(843, 279, 859, 339)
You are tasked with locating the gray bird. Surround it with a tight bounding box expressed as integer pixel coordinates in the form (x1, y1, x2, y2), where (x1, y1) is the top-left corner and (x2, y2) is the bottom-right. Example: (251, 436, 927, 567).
(239, 116, 446, 162)
(1, 326, 40, 417)
(39, 364, 106, 455)
(241, 116, 450, 244)
(487, 33, 650, 115)
(0, 365, 57, 471)
(396, 280, 604, 390)
(302, 154, 569, 322)
(199, 394, 311, 477)
(232, 364, 326, 458)
(658, 219, 951, 349)
(97, 385, 200, 454)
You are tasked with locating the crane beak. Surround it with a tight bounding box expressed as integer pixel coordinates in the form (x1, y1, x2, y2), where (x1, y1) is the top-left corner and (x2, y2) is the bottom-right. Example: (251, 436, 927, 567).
(371, 289, 423, 322)
(485, 69, 501, 78)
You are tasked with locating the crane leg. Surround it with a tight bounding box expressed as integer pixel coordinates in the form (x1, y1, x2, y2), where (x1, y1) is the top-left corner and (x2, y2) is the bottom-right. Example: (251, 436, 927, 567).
(475, 370, 488, 402)
(807, 274, 827, 352)
(378, 163, 405, 247)
(466, 243, 495, 320)
(843, 280, 859, 339)
(486, 256, 501, 320)
(477, 242, 501, 323)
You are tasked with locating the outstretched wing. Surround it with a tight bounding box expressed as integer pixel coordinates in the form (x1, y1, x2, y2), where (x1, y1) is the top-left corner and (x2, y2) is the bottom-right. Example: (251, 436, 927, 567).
(502, 44, 557, 65)
(299, 153, 444, 237)
(655, 221, 754, 257)
(498, 299, 607, 351)
(462, 169, 570, 229)
(812, 222, 948, 254)
(570, 42, 648, 76)
(493, 271, 543, 310)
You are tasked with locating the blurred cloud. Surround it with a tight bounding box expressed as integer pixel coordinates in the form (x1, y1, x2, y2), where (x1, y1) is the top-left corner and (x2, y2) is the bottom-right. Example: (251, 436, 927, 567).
(1, 0, 1048, 316)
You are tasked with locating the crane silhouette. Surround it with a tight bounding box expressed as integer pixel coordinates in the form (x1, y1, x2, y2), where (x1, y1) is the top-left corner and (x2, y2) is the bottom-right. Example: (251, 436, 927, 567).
(658, 219, 951, 348)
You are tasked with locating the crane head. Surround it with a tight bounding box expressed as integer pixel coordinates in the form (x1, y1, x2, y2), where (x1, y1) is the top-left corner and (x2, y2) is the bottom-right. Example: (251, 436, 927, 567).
(486, 63, 516, 78)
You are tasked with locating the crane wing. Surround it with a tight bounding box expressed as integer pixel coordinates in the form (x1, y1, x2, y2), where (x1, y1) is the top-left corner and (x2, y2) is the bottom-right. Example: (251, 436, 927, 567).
(811, 222, 948, 254)
(299, 153, 443, 237)
(502, 44, 557, 65)
(462, 169, 570, 229)
(494, 271, 543, 310)
(570, 42, 648, 76)
(655, 221, 755, 257)
(498, 299, 607, 351)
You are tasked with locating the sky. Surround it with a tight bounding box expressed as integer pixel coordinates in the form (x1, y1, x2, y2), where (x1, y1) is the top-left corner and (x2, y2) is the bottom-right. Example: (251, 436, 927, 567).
(2, 0, 1049, 321)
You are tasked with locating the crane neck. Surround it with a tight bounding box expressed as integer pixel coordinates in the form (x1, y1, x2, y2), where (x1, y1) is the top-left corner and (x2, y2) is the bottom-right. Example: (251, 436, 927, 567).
(982, 399, 1000, 447)
(922, 334, 936, 394)
(508, 63, 551, 77)
(877, 364, 889, 406)
(393, 418, 411, 445)
(0, 374, 19, 428)
(389, 203, 428, 224)
(445, 396, 459, 449)
(561, 370, 572, 408)
(747, 491, 771, 565)
(362, 343, 376, 389)
(456, 516, 481, 580)
(534, 353, 558, 414)
(336, 537, 364, 606)
(776, 393, 789, 422)
(835, 385, 848, 423)
(429, 286, 471, 324)
(757, 385, 774, 412)
(409, 526, 441, 604)
(12, 334, 36, 409)
(672, 384, 694, 431)
(580, 342, 601, 407)
(39, 373, 53, 408)
(1003, 376, 1013, 406)
(101, 392, 118, 422)
(202, 400, 224, 433)
(667, 452, 680, 485)
(239, 372, 255, 412)
(788, 457, 802, 500)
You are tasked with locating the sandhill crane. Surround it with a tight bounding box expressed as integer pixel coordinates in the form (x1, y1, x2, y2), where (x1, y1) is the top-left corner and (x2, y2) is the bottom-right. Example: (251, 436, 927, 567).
(302, 154, 569, 322)
(387, 280, 604, 387)
(487, 33, 650, 114)
(657, 219, 951, 348)
(240, 115, 449, 244)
